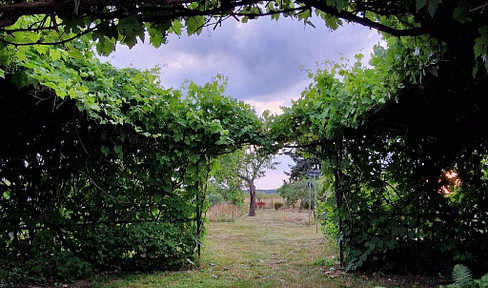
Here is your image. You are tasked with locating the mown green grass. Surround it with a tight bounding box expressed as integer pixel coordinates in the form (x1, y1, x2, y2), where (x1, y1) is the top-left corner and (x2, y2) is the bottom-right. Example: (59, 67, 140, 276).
(92, 210, 382, 288)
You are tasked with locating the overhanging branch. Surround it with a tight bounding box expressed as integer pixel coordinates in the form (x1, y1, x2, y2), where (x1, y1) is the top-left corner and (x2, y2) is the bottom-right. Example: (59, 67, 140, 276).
(0, 0, 428, 42)
(298, 0, 426, 37)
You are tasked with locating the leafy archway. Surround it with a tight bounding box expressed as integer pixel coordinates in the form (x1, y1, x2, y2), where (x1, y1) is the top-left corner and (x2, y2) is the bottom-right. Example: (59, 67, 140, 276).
(0, 39, 267, 284)
(271, 27, 488, 274)
(1, 0, 488, 283)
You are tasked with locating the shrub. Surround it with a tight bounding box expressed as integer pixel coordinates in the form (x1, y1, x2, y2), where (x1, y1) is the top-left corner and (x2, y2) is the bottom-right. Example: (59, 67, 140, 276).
(123, 223, 196, 271)
(208, 192, 225, 206)
(274, 202, 284, 210)
(0, 243, 92, 285)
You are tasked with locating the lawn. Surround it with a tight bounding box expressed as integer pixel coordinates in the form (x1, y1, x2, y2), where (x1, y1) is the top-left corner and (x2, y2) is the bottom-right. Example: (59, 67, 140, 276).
(92, 209, 439, 288)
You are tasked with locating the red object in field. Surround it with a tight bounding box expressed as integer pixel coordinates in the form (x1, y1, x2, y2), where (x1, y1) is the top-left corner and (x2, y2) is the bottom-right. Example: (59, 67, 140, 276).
(256, 201, 266, 209)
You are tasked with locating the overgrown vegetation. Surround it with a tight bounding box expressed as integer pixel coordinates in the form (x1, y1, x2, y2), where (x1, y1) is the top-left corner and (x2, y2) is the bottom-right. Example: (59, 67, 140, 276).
(274, 202, 284, 210)
(1, 0, 488, 284)
(207, 203, 244, 222)
(443, 264, 488, 288)
(272, 19, 488, 275)
(0, 39, 264, 285)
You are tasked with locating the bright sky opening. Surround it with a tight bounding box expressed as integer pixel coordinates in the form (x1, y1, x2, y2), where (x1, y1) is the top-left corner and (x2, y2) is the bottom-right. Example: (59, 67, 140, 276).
(102, 17, 382, 189)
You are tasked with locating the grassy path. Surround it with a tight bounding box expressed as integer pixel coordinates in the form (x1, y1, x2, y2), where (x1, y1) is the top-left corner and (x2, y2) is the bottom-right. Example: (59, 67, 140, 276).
(93, 209, 384, 287)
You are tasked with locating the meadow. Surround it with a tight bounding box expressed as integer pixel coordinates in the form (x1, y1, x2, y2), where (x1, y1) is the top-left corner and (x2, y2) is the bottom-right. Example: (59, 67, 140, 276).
(93, 209, 441, 288)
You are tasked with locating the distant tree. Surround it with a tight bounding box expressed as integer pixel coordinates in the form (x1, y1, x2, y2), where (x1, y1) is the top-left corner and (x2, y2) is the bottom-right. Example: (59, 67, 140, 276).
(278, 179, 308, 211)
(206, 181, 226, 206)
(236, 146, 277, 216)
(205, 147, 277, 215)
(284, 150, 320, 182)
(280, 149, 321, 210)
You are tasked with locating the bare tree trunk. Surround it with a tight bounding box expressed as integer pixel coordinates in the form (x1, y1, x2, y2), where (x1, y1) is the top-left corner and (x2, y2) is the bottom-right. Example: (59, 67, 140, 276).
(249, 181, 256, 216)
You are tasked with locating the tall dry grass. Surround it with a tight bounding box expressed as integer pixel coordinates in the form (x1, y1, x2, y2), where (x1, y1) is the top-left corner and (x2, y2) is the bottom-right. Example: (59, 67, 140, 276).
(207, 203, 244, 222)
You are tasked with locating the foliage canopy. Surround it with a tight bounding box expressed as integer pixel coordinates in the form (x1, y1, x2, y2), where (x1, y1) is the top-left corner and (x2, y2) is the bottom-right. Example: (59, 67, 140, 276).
(0, 38, 266, 284)
(0, 0, 486, 72)
(271, 15, 488, 273)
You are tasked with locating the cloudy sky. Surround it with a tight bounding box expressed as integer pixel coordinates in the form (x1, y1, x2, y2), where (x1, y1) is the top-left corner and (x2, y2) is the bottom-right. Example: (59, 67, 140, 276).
(102, 16, 382, 189)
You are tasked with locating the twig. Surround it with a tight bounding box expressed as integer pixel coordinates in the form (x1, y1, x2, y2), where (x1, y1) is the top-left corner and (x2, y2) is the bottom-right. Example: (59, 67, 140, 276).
(85, 159, 137, 205)
(470, 1, 488, 13)
(74, 119, 90, 155)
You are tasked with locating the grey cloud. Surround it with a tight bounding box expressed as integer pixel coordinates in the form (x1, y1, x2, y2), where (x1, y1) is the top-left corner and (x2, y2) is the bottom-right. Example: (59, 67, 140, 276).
(103, 17, 381, 102)
(101, 17, 382, 189)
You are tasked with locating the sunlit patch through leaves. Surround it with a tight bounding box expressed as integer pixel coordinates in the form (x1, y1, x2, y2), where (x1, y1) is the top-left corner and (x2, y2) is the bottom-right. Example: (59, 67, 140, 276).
(437, 169, 461, 195)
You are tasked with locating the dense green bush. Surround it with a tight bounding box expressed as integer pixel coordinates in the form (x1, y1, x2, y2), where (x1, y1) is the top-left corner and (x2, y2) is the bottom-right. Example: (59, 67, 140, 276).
(0, 81, 200, 284)
(208, 192, 225, 206)
(274, 202, 284, 210)
(277, 179, 318, 210)
(122, 223, 196, 270)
